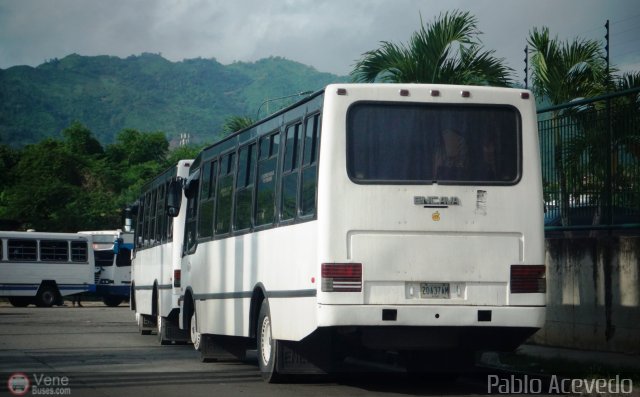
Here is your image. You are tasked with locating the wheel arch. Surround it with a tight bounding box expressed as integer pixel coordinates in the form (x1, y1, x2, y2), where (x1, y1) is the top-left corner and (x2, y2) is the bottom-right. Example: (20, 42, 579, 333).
(181, 286, 195, 330)
(130, 282, 137, 311)
(249, 283, 267, 339)
(151, 281, 159, 316)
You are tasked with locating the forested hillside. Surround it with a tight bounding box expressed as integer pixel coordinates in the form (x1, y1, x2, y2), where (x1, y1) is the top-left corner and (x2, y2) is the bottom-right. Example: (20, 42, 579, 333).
(0, 53, 345, 147)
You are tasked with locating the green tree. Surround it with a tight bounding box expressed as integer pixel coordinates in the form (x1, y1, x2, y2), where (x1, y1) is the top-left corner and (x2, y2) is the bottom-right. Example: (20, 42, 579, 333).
(106, 129, 170, 207)
(2, 139, 84, 231)
(107, 129, 169, 165)
(62, 121, 104, 157)
(0, 144, 19, 226)
(222, 115, 255, 135)
(351, 10, 513, 86)
(164, 145, 202, 168)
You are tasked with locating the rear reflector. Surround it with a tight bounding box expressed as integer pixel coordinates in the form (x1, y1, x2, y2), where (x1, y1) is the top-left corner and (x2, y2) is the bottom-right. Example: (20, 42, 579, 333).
(510, 265, 546, 293)
(321, 263, 362, 292)
(173, 269, 181, 288)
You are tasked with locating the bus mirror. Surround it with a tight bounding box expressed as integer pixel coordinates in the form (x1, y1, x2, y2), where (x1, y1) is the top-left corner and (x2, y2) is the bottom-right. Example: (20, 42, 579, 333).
(167, 180, 182, 217)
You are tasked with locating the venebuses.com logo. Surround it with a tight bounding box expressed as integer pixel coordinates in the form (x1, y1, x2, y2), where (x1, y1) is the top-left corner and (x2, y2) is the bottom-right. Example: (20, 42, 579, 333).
(6, 372, 71, 396)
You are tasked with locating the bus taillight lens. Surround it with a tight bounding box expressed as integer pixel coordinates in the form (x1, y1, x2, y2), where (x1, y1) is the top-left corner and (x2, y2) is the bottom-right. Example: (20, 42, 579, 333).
(173, 270, 181, 288)
(510, 265, 546, 293)
(321, 263, 362, 292)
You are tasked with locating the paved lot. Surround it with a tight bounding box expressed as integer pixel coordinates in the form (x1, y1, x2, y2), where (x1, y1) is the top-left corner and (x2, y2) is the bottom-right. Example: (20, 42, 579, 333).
(0, 301, 516, 397)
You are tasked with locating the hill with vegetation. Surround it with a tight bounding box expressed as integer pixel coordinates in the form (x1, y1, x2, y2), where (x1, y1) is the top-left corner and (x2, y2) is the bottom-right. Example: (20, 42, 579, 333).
(0, 53, 346, 147)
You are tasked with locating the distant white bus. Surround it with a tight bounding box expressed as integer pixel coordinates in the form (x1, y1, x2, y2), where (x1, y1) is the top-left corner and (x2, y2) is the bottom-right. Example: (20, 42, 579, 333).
(0, 231, 95, 307)
(79, 230, 133, 307)
(128, 160, 192, 343)
(176, 84, 546, 381)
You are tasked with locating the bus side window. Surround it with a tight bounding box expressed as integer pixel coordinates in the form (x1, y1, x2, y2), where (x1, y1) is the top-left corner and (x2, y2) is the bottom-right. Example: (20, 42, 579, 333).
(235, 144, 256, 231)
(71, 241, 88, 262)
(155, 184, 165, 243)
(142, 192, 151, 247)
(40, 240, 69, 262)
(149, 189, 158, 245)
(300, 113, 321, 217)
(135, 198, 144, 248)
(8, 239, 37, 261)
(215, 152, 236, 235)
(184, 174, 199, 253)
(255, 132, 280, 227)
(198, 160, 217, 239)
(281, 122, 303, 221)
(158, 181, 173, 243)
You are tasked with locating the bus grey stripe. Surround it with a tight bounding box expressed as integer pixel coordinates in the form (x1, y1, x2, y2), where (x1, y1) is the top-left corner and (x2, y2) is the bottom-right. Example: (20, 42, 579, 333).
(134, 284, 172, 291)
(194, 289, 317, 301)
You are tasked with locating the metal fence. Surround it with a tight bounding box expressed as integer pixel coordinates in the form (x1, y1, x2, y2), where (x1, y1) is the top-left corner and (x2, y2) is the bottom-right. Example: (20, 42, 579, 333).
(538, 87, 640, 231)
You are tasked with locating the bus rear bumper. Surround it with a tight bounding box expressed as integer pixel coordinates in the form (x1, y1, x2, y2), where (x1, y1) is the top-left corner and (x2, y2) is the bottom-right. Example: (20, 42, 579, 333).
(317, 304, 545, 330)
(317, 304, 544, 351)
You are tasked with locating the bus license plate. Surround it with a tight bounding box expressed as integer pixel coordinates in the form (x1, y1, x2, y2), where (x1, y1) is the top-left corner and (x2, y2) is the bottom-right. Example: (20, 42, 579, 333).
(420, 283, 450, 299)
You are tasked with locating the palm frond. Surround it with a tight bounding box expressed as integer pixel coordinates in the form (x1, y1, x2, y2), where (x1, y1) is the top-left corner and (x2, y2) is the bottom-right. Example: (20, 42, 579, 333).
(351, 10, 512, 85)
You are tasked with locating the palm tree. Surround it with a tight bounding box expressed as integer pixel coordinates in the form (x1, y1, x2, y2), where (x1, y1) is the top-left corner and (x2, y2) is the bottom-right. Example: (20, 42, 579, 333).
(222, 116, 255, 136)
(351, 10, 513, 86)
(528, 27, 607, 105)
(528, 26, 613, 228)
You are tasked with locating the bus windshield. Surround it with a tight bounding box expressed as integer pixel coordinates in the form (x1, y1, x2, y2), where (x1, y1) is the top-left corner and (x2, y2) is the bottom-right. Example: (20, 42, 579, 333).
(346, 102, 521, 185)
(94, 250, 114, 267)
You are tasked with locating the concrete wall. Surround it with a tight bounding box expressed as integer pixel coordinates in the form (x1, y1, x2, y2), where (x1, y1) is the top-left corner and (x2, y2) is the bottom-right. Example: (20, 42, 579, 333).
(531, 236, 640, 353)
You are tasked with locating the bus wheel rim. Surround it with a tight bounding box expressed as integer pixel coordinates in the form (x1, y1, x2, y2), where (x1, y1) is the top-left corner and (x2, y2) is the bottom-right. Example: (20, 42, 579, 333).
(260, 316, 272, 365)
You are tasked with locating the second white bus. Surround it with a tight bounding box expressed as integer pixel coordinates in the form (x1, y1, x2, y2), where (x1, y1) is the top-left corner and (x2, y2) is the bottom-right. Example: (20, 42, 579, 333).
(176, 84, 546, 381)
(129, 160, 192, 344)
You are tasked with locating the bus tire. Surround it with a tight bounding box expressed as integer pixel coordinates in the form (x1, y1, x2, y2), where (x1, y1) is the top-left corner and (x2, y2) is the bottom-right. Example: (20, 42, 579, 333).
(8, 297, 31, 307)
(257, 299, 282, 383)
(35, 285, 59, 308)
(190, 311, 201, 351)
(102, 296, 124, 307)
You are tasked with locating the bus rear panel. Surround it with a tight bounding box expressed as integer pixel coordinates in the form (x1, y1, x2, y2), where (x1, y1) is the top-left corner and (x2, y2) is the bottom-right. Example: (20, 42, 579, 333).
(315, 84, 545, 353)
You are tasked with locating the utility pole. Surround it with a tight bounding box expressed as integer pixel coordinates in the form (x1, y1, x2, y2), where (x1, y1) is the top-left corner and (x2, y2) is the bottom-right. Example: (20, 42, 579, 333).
(523, 45, 528, 89)
(604, 19, 613, 228)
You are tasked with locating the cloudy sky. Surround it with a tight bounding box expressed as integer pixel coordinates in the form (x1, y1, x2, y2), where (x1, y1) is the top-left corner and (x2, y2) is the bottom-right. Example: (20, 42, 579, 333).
(1, 0, 638, 83)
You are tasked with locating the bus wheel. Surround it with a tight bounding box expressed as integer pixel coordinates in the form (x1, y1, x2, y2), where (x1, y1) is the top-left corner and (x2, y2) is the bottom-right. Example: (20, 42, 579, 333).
(102, 296, 124, 307)
(35, 286, 58, 308)
(257, 300, 282, 383)
(190, 311, 201, 351)
(8, 297, 31, 307)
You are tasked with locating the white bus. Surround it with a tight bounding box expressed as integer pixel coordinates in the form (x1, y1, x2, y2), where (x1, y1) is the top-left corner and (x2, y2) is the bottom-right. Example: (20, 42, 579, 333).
(79, 230, 133, 307)
(0, 231, 95, 307)
(129, 160, 192, 344)
(175, 84, 546, 381)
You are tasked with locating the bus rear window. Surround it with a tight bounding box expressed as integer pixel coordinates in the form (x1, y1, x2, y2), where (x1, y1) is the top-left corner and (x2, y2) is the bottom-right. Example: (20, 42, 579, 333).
(346, 103, 521, 184)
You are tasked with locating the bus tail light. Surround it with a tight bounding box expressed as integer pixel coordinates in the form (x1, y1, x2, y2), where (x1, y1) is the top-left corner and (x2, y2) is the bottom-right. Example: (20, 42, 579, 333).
(173, 270, 181, 288)
(510, 265, 546, 293)
(321, 263, 362, 292)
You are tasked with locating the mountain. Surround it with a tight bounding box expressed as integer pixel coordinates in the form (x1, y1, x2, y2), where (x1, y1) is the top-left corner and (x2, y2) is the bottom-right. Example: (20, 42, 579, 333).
(0, 53, 347, 147)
